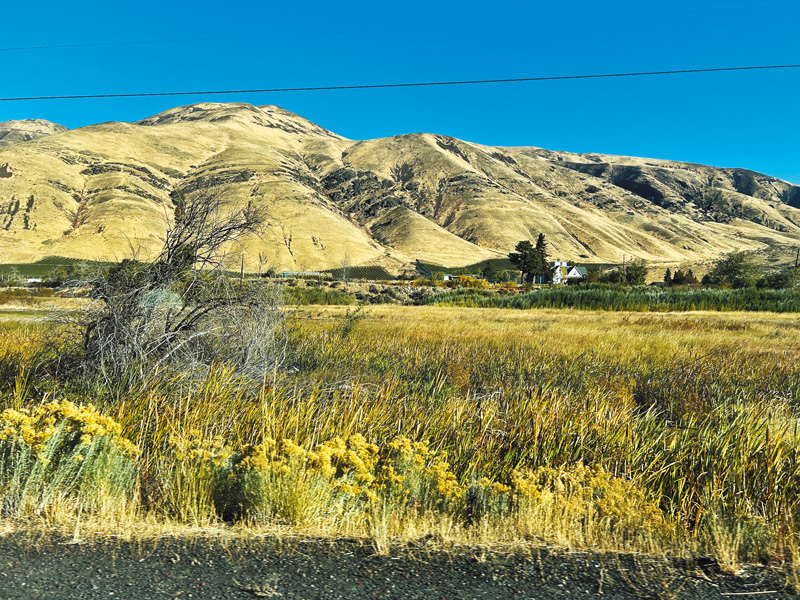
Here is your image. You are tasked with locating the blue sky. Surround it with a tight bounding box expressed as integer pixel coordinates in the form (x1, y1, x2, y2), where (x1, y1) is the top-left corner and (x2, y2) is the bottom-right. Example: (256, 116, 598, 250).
(2, 0, 798, 183)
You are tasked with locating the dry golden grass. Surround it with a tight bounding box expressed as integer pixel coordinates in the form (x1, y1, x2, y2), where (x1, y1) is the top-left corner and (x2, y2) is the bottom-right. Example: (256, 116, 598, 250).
(1, 304, 799, 570)
(298, 305, 800, 362)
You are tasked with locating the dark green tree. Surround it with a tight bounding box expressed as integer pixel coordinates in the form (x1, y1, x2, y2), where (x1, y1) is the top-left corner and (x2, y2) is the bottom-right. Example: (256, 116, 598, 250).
(509, 240, 537, 283)
(705, 251, 760, 288)
(481, 263, 499, 282)
(598, 269, 624, 284)
(509, 236, 550, 283)
(533, 234, 550, 281)
(535, 233, 549, 263)
(624, 259, 649, 285)
(756, 267, 799, 289)
(663, 268, 672, 286)
(598, 258, 647, 285)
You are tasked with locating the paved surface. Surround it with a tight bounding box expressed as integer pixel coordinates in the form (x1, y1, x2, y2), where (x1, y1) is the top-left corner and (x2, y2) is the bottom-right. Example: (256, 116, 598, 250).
(0, 535, 795, 599)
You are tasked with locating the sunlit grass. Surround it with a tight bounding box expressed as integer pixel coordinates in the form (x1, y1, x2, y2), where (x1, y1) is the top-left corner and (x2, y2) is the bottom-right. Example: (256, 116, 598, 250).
(1, 305, 799, 569)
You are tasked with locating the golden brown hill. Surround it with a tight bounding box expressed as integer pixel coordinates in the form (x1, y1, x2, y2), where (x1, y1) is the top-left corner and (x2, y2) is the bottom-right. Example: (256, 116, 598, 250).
(0, 102, 798, 272)
(0, 119, 68, 148)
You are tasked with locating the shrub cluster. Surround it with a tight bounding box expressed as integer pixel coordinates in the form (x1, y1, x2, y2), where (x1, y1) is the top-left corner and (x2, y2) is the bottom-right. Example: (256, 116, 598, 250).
(157, 431, 667, 545)
(0, 401, 138, 518)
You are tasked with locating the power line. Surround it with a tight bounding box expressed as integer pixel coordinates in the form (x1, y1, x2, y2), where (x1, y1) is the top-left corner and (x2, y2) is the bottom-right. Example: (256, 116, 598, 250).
(1, 64, 798, 103)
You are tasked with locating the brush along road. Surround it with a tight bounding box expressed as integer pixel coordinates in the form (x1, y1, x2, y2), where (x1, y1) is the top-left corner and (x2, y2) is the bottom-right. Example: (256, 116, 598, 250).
(0, 535, 793, 599)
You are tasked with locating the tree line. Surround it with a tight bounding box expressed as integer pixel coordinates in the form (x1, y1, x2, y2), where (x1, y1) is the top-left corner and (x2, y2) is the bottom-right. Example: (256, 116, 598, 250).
(508, 233, 648, 285)
(508, 233, 799, 290)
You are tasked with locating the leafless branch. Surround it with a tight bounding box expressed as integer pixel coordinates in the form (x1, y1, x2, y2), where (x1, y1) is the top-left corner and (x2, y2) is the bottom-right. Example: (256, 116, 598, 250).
(52, 189, 284, 387)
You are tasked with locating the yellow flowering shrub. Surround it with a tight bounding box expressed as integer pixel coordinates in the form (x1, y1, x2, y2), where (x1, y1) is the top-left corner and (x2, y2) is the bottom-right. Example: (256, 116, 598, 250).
(159, 431, 616, 528)
(220, 434, 383, 522)
(170, 430, 231, 465)
(462, 476, 513, 523)
(0, 401, 139, 518)
(0, 400, 138, 457)
(160, 431, 233, 523)
(511, 464, 668, 543)
(371, 436, 464, 513)
(317, 434, 380, 490)
(151, 428, 672, 539)
(207, 434, 470, 524)
(448, 275, 490, 289)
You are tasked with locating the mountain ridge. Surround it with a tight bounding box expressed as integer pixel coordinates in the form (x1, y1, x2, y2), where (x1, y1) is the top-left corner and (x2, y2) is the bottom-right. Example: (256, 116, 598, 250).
(0, 102, 798, 272)
(0, 119, 68, 148)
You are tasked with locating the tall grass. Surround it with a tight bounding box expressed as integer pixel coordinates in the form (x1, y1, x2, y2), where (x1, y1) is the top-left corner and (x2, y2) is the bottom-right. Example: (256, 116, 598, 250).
(430, 286, 800, 312)
(1, 306, 799, 565)
(284, 286, 357, 306)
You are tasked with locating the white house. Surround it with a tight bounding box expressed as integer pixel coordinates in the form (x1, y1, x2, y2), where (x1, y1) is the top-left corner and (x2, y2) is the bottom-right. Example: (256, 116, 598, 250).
(443, 274, 482, 282)
(550, 261, 587, 284)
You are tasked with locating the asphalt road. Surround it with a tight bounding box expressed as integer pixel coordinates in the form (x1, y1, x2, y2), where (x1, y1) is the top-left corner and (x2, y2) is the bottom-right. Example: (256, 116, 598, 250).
(0, 535, 795, 599)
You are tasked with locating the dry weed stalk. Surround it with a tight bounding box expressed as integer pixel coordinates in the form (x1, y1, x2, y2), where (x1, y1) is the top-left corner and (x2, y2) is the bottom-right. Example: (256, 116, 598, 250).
(50, 189, 287, 386)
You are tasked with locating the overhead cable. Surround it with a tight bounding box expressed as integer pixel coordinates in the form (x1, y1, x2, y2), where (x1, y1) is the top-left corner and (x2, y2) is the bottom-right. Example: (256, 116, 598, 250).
(1, 64, 798, 102)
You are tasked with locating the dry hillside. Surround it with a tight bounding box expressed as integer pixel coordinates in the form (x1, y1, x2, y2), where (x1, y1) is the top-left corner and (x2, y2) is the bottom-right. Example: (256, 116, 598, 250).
(1, 102, 798, 272)
(0, 119, 68, 148)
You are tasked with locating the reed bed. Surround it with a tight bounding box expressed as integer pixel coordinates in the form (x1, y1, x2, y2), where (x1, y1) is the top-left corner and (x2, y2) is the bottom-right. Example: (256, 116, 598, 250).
(430, 286, 800, 312)
(1, 306, 799, 569)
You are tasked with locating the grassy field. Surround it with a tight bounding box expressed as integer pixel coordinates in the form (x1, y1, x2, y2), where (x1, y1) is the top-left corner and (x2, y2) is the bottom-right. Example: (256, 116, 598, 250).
(0, 256, 112, 278)
(1, 304, 799, 576)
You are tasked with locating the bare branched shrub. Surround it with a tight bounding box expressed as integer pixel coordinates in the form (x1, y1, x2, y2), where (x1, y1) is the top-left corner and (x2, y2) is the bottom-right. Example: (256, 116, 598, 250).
(57, 189, 286, 386)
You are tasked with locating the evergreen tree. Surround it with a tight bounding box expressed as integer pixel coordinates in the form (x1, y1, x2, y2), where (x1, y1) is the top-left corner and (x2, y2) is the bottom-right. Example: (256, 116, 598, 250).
(509, 234, 552, 284)
(533, 233, 550, 281)
(508, 240, 538, 284)
(664, 268, 672, 286)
